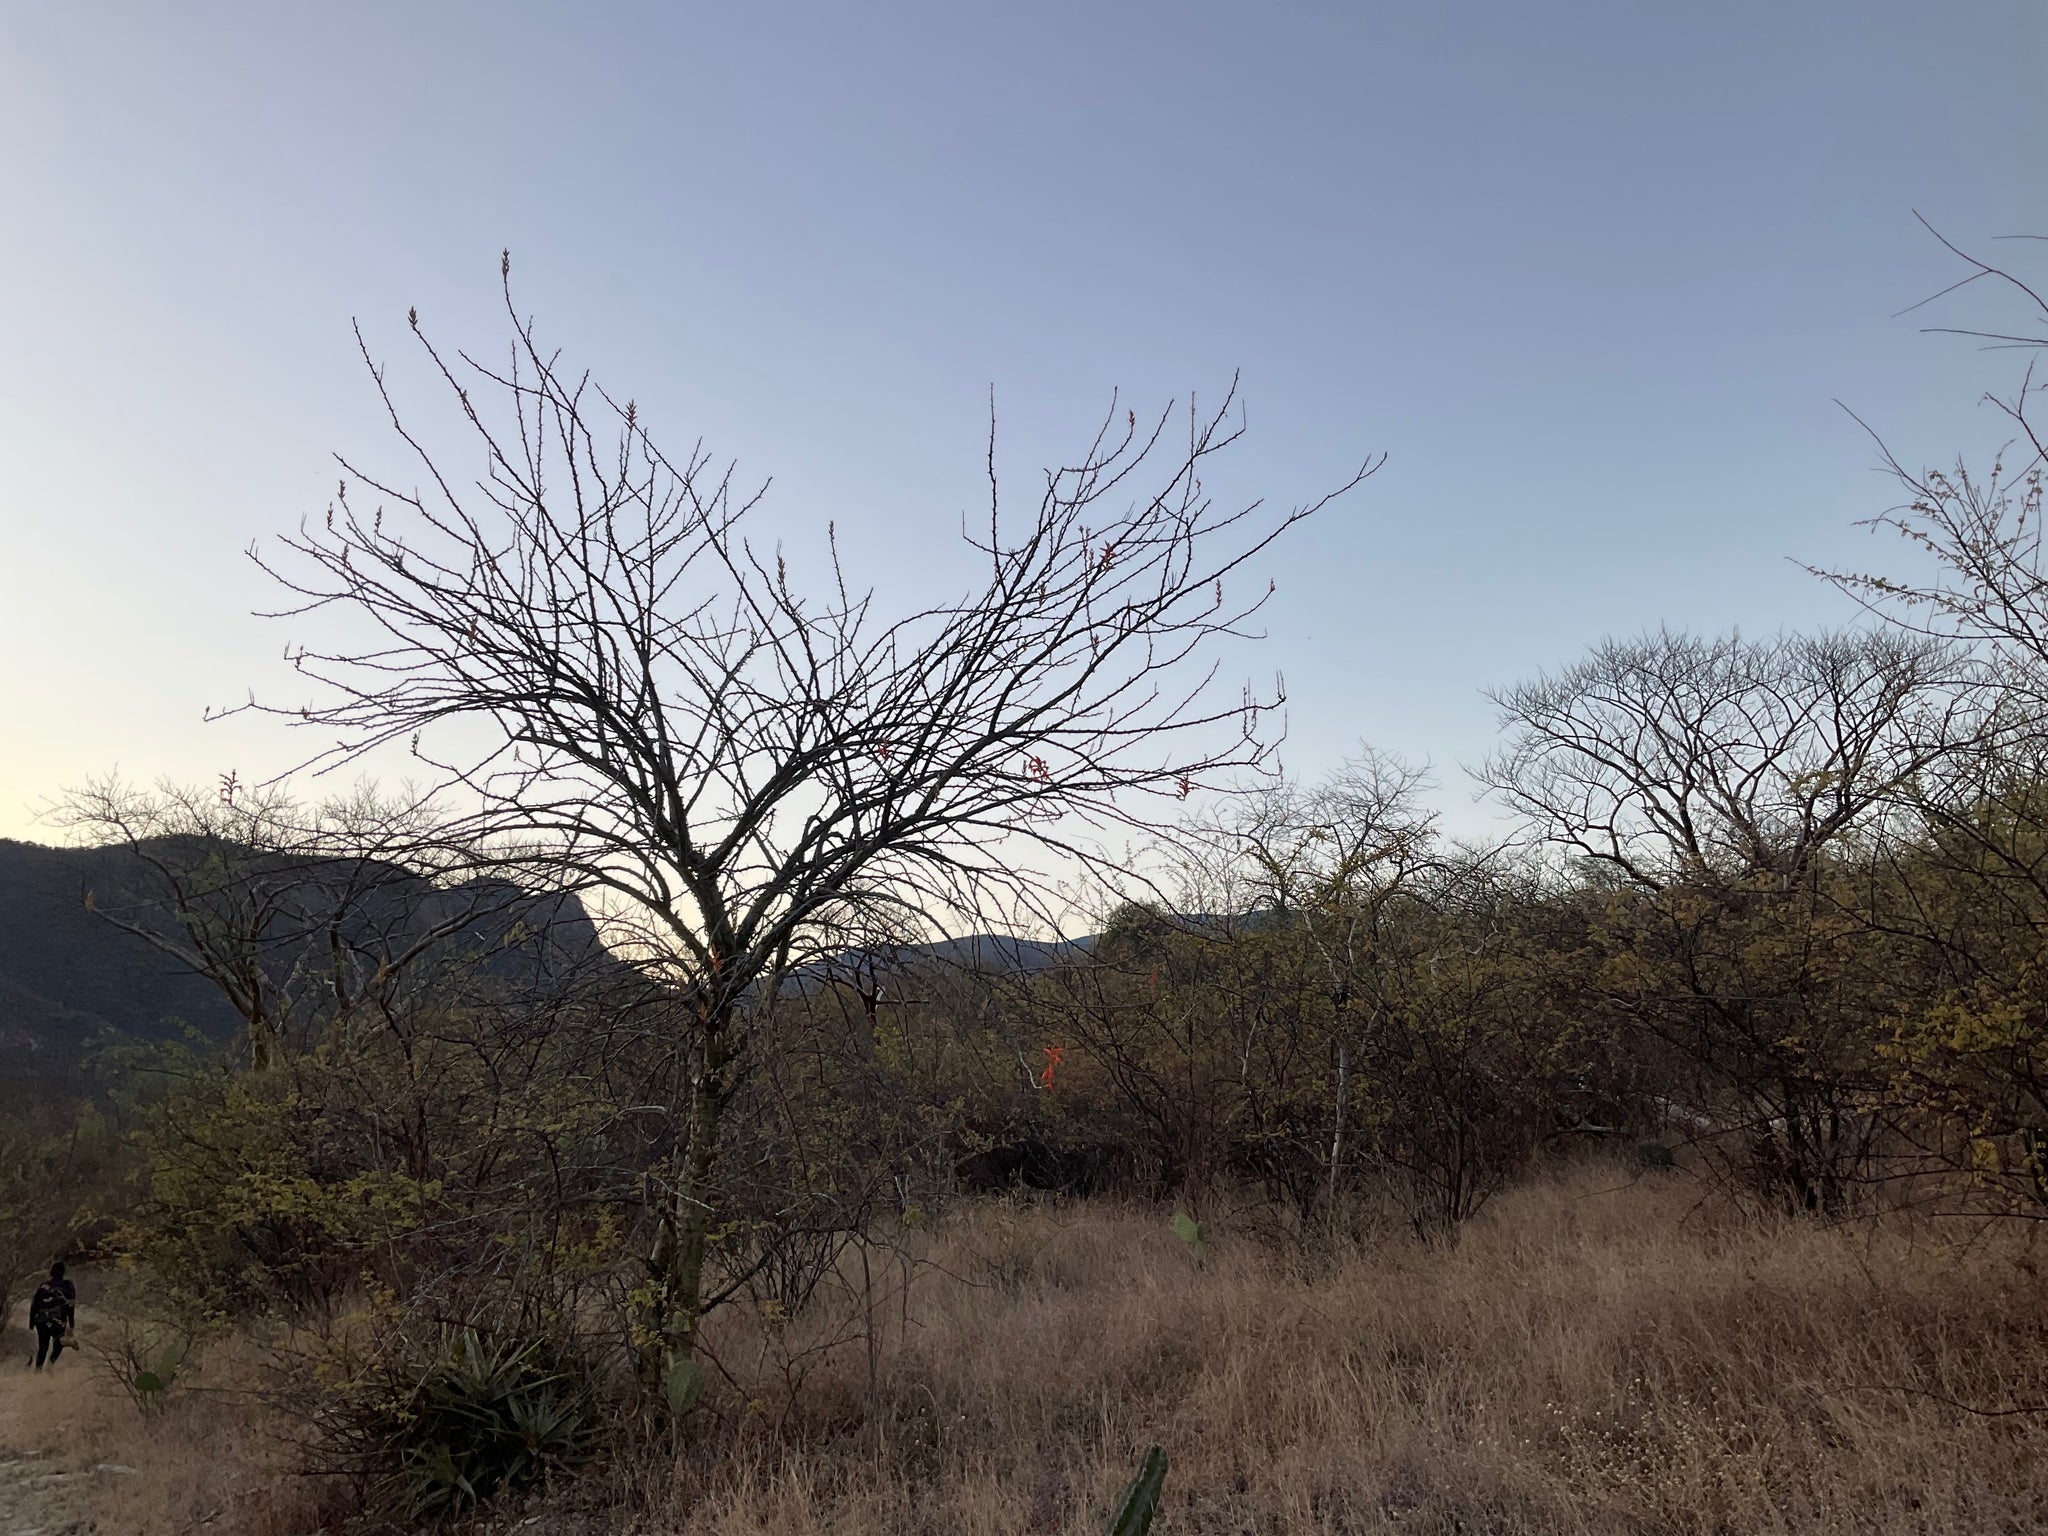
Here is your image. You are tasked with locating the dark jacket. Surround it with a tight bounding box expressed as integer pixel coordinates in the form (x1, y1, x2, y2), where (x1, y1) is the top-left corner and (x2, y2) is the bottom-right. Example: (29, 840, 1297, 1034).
(28, 1277, 75, 1331)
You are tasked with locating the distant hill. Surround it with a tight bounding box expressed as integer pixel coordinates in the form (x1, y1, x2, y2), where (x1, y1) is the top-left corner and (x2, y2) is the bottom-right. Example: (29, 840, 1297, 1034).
(0, 839, 242, 1068)
(0, 837, 613, 1106)
(811, 932, 1095, 978)
(0, 835, 1134, 1109)
(803, 911, 1287, 982)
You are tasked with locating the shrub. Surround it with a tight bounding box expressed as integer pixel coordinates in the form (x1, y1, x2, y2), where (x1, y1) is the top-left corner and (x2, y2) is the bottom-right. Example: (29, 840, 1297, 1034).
(84, 1308, 194, 1419)
(361, 1326, 598, 1521)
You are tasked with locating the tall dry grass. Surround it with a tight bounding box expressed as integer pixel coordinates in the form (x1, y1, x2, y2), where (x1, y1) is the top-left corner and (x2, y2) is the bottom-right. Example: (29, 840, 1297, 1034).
(45, 1161, 2048, 1535)
(0, 1316, 333, 1536)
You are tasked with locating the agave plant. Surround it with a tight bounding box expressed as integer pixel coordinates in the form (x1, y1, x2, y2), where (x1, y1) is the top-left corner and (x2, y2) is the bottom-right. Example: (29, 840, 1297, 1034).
(381, 1327, 597, 1521)
(1106, 1444, 1168, 1535)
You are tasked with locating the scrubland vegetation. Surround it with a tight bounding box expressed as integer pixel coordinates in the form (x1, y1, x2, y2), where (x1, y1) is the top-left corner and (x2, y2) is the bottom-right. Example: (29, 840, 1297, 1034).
(7, 237, 2048, 1533)
(13, 1172, 2048, 1535)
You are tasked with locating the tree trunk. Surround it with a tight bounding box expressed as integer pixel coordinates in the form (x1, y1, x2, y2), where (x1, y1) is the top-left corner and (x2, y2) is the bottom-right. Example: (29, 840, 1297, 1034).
(1327, 1034, 1350, 1222)
(640, 1010, 732, 1389)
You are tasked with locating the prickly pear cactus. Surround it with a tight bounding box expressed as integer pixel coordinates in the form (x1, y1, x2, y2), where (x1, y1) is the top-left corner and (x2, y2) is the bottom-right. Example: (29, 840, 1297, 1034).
(664, 1352, 703, 1418)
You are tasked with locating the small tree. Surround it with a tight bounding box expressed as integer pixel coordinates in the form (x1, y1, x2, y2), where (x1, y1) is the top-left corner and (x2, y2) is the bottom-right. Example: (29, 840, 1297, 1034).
(250, 265, 1378, 1380)
(0, 1112, 108, 1345)
(1221, 752, 1441, 1212)
(1481, 628, 1968, 1210)
(1814, 223, 2048, 1203)
(52, 777, 531, 1073)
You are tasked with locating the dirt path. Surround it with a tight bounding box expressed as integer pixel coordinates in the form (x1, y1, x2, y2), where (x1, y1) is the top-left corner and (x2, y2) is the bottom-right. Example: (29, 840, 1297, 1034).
(0, 1443, 108, 1536)
(0, 1340, 140, 1536)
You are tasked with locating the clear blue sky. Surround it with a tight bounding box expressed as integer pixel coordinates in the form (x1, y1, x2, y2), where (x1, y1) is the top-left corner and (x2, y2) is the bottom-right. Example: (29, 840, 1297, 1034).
(2, 2, 2043, 840)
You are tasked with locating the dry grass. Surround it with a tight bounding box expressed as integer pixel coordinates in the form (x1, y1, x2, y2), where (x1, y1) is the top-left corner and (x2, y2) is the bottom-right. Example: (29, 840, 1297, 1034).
(41, 1161, 2048, 1535)
(0, 1303, 335, 1536)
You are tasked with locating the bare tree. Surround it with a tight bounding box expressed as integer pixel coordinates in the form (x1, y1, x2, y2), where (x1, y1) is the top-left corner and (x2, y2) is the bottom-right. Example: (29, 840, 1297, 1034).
(1481, 628, 1967, 893)
(1816, 217, 2048, 660)
(1480, 628, 1970, 1210)
(1807, 225, 2048, 1205)
(246, 265, 1378, 1379)
(51, 776, 539, 1073)
(1212, 752, 1442, 1211)
(1814, 225, 2048, 795)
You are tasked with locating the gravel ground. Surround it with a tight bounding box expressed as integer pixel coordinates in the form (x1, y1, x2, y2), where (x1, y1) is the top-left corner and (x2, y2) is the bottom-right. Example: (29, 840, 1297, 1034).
(0, 1443, 129, 1536)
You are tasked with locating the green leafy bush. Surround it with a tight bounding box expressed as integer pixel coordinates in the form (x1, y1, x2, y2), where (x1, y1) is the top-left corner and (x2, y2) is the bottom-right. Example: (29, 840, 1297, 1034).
(85, 1310, 194, 1419)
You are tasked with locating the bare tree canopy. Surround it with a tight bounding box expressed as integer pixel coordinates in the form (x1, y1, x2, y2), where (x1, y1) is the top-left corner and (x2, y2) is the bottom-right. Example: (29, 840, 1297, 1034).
(50, 775, 598, 1071)
(1481, 627, 1971, 890)
(1817, 223, 2048, 720)
(251, 268, 1379, 997)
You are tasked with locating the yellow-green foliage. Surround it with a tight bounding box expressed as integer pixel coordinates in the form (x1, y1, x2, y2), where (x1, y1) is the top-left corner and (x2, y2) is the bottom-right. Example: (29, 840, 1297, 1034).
(120, 1065, 441, 1325)
(115, 1011, 631, 1332)
(0, 1104, 115, 1327)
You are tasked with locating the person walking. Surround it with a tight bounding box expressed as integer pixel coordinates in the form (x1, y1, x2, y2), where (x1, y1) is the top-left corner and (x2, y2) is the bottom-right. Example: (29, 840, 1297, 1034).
(28, 1262, 75, 1369)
